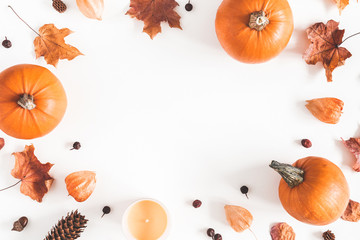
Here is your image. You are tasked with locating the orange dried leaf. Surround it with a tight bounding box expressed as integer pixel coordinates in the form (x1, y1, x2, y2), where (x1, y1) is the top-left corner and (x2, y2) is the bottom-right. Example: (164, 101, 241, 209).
(65, 171, 96, 202)
(270, 222, 295, 240)
(341, 137, 360, 172)
(224, 205, 253, 233)
(34, 24, 83, 67)
(333, 0, 349, 13)
(341, 199, 360, 222)
(303, 20, 352, 82)
(126, 0, 182, 39)
(305, 97, 343, 124)
(11, 145, 54, 202)
(0, 138, 4, 150)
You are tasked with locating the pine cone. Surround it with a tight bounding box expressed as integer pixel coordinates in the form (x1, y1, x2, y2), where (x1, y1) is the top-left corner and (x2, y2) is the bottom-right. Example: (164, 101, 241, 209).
(44, 210, 88, 240)
(52, 0, 67, 13)
(323, 230, 335, 240)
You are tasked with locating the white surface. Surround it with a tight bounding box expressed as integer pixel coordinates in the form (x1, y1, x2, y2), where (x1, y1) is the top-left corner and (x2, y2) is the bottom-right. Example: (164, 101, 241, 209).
(0, 0, 360, 239)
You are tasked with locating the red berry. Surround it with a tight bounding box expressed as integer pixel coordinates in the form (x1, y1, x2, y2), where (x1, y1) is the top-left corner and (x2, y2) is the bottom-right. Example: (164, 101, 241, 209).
(301, 139, 312, 148)
(192, 199, 202, 208)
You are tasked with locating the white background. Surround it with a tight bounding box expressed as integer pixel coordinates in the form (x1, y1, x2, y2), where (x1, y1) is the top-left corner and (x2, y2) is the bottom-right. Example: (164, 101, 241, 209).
(0, 0, 360, 239)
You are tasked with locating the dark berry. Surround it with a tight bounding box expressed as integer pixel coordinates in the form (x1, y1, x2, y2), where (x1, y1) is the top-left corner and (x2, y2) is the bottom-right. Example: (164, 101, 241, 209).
(185, 2, 193, 11)
(192, 199, 202, 208)
(301, 139, 312, 148)
(2, 37, 12, 48)
(71, 141, 81, 150)
(214, 233, 222, 240)
(240, 185, 249, 199)
(207, 228, 215, 237)
(102, 206, 111, 217)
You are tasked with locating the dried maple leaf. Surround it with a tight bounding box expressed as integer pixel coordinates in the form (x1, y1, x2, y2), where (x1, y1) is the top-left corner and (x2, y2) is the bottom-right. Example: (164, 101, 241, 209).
(342, 137, 360, 171)
(0, 138, 4, 150)
(34, 24, 83, 67)
(224, 205, 253, 233)
(270, 222, 295, 240)
(11, 145, 54, 202)
(341, 199, 360, 222)
(303, 20, 352, 82)
(126, 0, 182, 39)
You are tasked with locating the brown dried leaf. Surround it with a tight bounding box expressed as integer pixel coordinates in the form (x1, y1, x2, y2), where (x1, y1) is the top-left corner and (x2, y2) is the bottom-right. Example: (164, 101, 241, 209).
(34, 24, 83, 67)
(11, 145, 54, 202)
(0, 138, 4, 150)
(303, 20, 352, 82)
(270, 222, 295, 240)
(341, 137, 360, 172)
(305, 97, 343, 124)
(126, 0, 182, 39)
(341, 199, 360, 222)
(224, 205, 253, 233)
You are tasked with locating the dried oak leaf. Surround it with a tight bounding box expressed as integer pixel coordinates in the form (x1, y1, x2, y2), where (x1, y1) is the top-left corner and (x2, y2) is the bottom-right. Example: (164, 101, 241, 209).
(270, 222, 295, 240)
(341, 137, 360, 171)
(303, 20, 352, 82)
(0, 138, 4, 150)
(126, 0, 182, 39)
(11, 145, 54, 202)
(224, 205, 253, 233)
(341, 199, 360, 222)
(34, 24, 83, 67)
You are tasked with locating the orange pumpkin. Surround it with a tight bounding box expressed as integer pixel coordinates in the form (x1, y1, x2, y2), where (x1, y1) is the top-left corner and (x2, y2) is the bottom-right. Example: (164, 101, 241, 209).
(270, 157, 350, 225)
(0, 64, 67, 139)
(65, 171, 96, 202)
(215, 0, 294, 63)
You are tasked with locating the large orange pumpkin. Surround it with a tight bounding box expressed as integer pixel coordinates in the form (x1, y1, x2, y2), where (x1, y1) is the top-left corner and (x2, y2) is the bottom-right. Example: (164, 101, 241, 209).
(0, 64, 67, 139)
(270, 157, 350, 225)
(215, 0, 294, 63)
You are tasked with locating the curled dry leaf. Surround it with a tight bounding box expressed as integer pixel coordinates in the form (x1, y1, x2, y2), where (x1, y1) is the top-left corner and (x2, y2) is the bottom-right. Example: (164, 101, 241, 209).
(0, 137, 4, 150)
(224, 205, 253, 233)
(126, 0, 182, 39)
(34, 24, 83, 67)
(341, 137, 360, 171)
(303, 20, 352, 82)
(65, 171, 96, 202)
(270, 222, 295, 240)
(76, 0, 104, 20)
(12, 145, 54, 202)
(305, 97, 343, 124)
(341, 199, 360, 222)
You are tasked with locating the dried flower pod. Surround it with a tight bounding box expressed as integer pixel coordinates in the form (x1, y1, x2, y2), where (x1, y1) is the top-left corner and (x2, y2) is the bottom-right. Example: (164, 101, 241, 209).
(305, 97, 343, 124)
(224, 205, 252, 232)
(322, 230, 335, 240)
(65, 171, 96, 202)
(341, 199, 360, 222)
(76, 0, 104, 20)
(12, 216, 28, 232)
(270, 222, 295, 240)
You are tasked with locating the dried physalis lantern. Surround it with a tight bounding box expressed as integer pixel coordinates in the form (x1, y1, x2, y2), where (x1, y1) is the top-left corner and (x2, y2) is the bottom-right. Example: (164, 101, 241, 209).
(224, 205, 257, 238)
(305, 97, 343, 124)
(76, 0, 104, 20)
(341, 199, 360, 222)
(65, 171, 96, 202)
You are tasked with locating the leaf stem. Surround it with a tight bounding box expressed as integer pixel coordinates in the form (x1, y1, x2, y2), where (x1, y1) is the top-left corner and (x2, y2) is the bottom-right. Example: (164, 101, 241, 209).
(249, 228, 258, 240)
(8, 5, 40, 36)
(341, 32, 360, 45)
(0, 180, 22, 192)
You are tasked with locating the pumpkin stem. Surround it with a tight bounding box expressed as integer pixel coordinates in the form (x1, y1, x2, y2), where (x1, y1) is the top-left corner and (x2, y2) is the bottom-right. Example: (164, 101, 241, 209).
(269, 160, 304, 188)
(17, 94, 36, 110)
(249, 11, 269, 31)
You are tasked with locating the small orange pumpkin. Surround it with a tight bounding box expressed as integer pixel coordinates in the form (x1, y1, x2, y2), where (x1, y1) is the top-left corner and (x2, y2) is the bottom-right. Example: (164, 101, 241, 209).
(270, 157, 350, 225)
(0, 64, 67, 139)
(215, 0, 294, 63)
(65, 171, 96, 202)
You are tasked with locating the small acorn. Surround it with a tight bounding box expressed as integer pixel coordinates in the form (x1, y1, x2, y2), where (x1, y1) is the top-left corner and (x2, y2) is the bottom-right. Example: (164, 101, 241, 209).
(12, 216, 28, 232)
